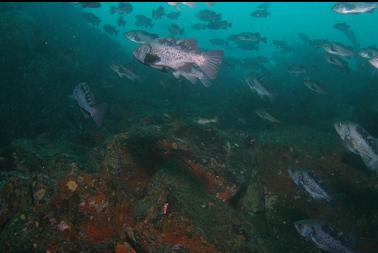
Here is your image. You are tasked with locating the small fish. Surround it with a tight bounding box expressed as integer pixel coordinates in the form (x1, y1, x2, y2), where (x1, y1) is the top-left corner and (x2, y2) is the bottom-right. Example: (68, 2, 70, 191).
(288, 167, 333, 203)
(206, 20, 232, 30)
(110, 3, 133, 15)
(333, 22, 350, 32)
(117, 16, 126, 27)
(135, 14, 153, 28)
(152, 5, 165, 20)
(166, 11, 180, 20)
(250, 9, 270, 18)
(358, 46, 378, 59)
(332, 2, 378, 14)
(110, 64, 141, 81)
(172, 65, 212, 87)
(196, 10, 222, 23)
(124, 30, 159, 44)
(79, 2, 101, 8)
(196, 117, 218, 125)
(369, 56, 378, 69)
(133, 38, 224, 80)
(103, 24, 118, 36)
(273, 40, 292, 53)
(304, 79, 327, 95)
(72, 83, 106, 126)
(82, 12, 101, 26)
(254, 109, 280, 123)
(229, 32, 267, 44)
(321, 42, 354, 57)
(297, 32, 313, 45)
(335, 121, 378, 172)
(325, 54, 350, 72)
(245, 77, 275, 101)
(167, 2, 196, 9)
(333, 22, 359, 48)
(287, 64, 307, 75)
(295, 219, 357, 253)
(168, 24, 184, 37)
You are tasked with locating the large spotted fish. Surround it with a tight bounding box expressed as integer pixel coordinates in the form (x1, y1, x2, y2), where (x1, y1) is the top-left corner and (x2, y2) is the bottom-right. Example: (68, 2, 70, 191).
(133, 38, 223, 81)
(72, 83, 106, 126)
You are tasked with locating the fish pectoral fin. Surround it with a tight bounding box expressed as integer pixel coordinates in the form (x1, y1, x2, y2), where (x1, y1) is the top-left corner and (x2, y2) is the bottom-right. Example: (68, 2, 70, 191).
(144, 53, 161, 65)
(177, 63, 193, 72)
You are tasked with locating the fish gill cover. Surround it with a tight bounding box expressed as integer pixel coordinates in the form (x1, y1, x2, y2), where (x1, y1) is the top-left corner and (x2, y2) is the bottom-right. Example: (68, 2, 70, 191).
(0, 2, 378, 253)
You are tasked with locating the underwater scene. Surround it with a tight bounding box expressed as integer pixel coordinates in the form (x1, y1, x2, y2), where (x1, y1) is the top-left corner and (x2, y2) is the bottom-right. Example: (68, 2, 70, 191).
(1, 2, 378, 253)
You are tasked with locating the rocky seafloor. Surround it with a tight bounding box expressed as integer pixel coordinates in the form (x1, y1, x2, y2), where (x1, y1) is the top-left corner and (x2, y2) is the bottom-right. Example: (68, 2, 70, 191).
(1, 121, 377, 253)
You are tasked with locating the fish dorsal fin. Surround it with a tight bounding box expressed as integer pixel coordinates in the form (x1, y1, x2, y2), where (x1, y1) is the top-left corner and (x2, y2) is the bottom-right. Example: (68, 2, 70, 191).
(176, 39, 198, 52)
(144, 53, 161, 65)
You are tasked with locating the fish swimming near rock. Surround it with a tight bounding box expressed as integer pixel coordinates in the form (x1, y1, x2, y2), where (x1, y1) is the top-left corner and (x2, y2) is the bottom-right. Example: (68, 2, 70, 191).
(196, 117, 218, 125)
(288, 167, 333, 203)
(295, 219, 357, 253)
(133, 38, 224, 80)
(72, 83, 107, 127)
(110, 64, 141, 81)
(245, 77, 275, 102)
(303, 79, 328, 95)
(254, 109, 280, 123)
(335, 121, 378, 172)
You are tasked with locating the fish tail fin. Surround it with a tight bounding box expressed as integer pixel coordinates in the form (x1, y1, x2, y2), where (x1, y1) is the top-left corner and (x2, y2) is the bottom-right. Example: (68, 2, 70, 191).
(198, 50, 224, 79)
(91, 103, 107, 127)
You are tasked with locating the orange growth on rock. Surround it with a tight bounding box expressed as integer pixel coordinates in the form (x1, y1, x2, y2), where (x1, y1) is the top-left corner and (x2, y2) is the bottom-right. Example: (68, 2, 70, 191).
(83, 220, 113, 243)
(181, 159, 215, 192)
(115, 242, 136, 253)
